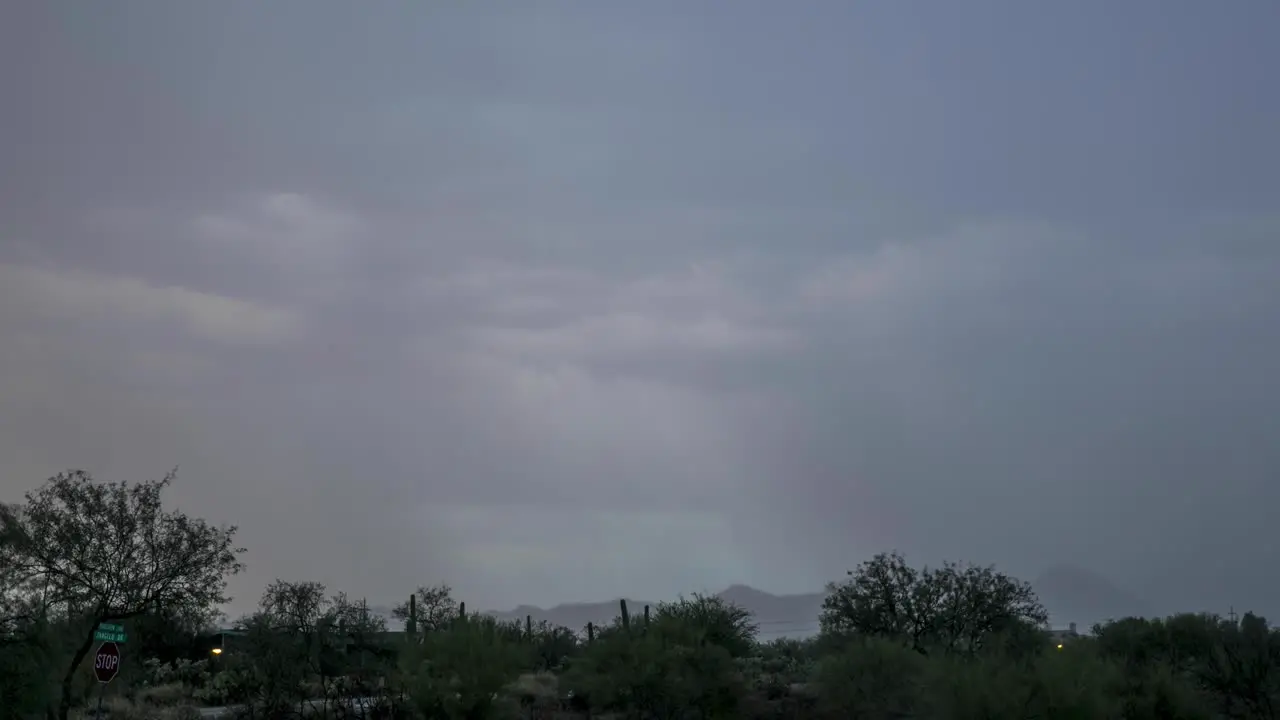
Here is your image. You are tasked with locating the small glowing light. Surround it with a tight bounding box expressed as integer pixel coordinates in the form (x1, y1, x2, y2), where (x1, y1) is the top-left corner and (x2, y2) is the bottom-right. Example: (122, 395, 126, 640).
(1056, 644, 1064, 650)
(211, 647, 223, 655)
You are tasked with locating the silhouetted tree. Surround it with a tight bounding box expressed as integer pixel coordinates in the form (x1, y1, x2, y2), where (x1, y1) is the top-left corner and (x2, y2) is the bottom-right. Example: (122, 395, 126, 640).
(821, 551, 1048, 656)
(0, 470, 244, 720)
(392, 583, 459, 635)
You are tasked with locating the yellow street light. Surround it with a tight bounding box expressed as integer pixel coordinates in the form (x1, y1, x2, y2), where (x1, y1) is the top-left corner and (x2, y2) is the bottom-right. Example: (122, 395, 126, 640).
(211, 647, 223, 655)
(1056, 643, 1064, 650)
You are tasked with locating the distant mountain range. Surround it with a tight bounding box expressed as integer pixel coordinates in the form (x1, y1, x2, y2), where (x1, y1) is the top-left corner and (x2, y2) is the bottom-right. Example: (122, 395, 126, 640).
(485, 584, 826, 639)
(366, 567, 1149, 639)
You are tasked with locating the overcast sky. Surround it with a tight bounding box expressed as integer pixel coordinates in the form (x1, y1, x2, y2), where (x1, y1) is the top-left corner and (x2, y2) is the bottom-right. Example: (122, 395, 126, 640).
(2, 1, 1278, 620)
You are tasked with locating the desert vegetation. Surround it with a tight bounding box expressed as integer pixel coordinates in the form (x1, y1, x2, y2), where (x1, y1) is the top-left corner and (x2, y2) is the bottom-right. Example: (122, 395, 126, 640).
(3, 471, 1278, 719)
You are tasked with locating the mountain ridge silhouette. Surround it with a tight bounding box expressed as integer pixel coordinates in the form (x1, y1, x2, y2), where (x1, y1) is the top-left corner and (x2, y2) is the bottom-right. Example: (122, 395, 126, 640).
(366, 569, 1150, 638)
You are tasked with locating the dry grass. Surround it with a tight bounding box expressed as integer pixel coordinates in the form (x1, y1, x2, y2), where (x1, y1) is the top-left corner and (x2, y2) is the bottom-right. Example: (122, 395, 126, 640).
(80, 696, 202, 720)
(153, 706, 202, 720)
(136, 683, 191, 707)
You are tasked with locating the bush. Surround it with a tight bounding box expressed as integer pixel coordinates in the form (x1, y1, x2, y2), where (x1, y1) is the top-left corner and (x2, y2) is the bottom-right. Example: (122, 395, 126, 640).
(401, 617, 526, 720)
(524, 621, 580, 673)
(190, 667, 248, 708)
(137, 659, 210, 692)
(505, 672, 559, 716)
(563, 609, 749, 719)
(813, 636, 925, 718)
(0, 624, 61, 719)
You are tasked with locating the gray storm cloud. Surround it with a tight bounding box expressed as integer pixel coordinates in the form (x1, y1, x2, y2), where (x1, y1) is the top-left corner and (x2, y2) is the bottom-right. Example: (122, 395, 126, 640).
(2, 1, 1278, 618)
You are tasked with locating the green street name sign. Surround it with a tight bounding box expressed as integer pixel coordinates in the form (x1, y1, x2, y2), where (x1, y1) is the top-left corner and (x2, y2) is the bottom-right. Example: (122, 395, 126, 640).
(94, 623, 127, 643)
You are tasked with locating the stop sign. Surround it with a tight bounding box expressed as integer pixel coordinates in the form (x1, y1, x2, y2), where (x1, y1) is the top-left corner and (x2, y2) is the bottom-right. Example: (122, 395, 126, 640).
(93, 642, 121, 684)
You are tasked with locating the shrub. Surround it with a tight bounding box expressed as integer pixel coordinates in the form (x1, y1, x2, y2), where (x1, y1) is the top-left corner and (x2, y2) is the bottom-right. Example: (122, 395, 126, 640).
(812, 636, 925, 718)
(401, 617, 526, 720)
(563, 613, 748, 719)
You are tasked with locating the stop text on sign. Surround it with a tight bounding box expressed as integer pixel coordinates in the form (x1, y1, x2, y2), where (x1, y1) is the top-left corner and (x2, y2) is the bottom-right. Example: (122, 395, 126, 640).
(93, 642, 122, 684)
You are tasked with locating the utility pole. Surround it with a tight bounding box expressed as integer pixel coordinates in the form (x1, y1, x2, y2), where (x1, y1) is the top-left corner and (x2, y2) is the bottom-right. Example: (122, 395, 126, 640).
(1228, 606, 1238, 624)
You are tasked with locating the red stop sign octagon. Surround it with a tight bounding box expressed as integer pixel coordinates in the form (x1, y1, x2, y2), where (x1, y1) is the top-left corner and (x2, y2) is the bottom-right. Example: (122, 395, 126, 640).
(93, 642, 121, 684)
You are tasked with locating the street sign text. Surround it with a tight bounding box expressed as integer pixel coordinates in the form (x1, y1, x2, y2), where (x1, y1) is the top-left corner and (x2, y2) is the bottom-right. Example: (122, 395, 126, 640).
(94, 622, 127, 643)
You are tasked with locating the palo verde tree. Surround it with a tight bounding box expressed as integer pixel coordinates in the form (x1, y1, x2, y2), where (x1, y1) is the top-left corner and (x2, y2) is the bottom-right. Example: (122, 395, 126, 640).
(0, 469, 244, 720)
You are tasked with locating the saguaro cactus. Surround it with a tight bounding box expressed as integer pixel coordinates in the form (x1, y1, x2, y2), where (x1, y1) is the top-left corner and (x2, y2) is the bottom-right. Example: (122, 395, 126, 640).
(620, 599, 631, 631)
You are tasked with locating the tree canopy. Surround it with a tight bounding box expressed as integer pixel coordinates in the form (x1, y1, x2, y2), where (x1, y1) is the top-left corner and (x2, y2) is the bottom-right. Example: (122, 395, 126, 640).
(821, 550, 1048, 656)
(1, 470, 245, 720)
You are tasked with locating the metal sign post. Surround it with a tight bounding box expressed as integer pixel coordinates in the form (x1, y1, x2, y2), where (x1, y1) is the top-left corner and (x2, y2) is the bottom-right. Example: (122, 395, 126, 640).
(92, 638, 122, 718)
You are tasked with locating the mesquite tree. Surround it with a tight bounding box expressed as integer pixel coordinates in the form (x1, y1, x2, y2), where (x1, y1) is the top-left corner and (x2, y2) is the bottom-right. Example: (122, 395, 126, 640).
(0, 469, 244, 720)
(820, 551, 1048, 656)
